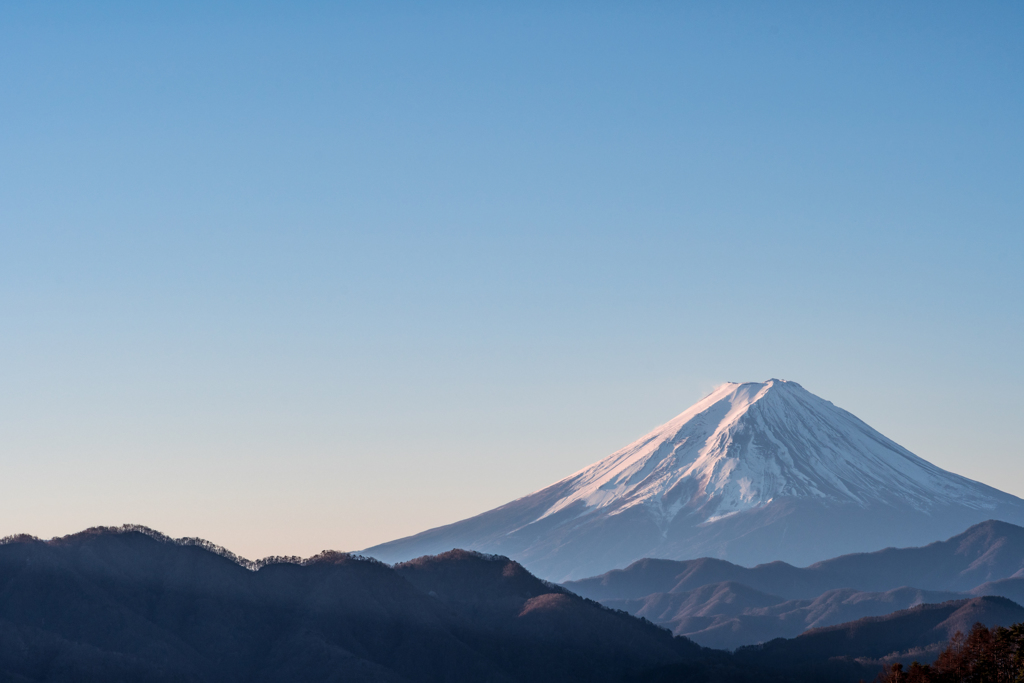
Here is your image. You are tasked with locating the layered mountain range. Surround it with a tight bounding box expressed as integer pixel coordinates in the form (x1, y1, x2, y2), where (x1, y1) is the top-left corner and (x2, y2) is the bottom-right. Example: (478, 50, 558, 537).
(565, 520, 1024, 649)
(730, 596, 1024, 676)
(365, 380, 1024, 580)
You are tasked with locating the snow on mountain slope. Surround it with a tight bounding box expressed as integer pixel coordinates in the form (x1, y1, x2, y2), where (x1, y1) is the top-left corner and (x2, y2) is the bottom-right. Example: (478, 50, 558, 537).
(363, 380, 1024, 581)
(538, 380, 992, 526)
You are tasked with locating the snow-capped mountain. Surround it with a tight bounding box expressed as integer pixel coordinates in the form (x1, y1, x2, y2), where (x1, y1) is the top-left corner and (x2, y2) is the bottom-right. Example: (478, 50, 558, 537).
(363, 380, 1024, 581)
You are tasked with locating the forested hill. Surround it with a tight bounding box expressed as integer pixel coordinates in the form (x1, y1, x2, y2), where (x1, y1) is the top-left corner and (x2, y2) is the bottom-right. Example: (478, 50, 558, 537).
(4, 525, 1024, 683)
(0, 527, 705, 683)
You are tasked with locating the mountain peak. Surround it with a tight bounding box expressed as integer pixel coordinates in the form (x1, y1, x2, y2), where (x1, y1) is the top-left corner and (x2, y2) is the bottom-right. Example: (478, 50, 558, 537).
(538, 379, 993, 527)
(364, 380, 1024, 580)
(722, 378, 800, 389)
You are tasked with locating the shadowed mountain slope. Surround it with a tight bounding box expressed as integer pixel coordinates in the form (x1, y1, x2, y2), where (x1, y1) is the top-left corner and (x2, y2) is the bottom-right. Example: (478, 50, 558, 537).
(736, 597, 1024, 669)
(607, 585, 965, 650)
(566, 520, 1024, 602)
(639, 598, 1024, 683)
(0, 527, 710, 683)
(970, 578, 1024, 605)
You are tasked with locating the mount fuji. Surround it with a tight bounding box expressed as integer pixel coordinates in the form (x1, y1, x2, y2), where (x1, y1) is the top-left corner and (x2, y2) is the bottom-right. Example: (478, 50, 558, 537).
(363, 380, 1024, 581)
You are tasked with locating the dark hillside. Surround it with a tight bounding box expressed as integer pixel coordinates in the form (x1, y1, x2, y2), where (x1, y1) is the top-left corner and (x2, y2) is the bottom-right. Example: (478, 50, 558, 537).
(395, 550, 709, 682)
(0, 528, 708, 683)
(607, 584, 964, 650)
(736, 597, 1024, 668)
(7, 525, 1022, 683)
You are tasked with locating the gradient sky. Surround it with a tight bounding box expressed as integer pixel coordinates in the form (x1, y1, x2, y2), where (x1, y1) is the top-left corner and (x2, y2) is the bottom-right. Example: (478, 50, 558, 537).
(1, 1, 1021, 560)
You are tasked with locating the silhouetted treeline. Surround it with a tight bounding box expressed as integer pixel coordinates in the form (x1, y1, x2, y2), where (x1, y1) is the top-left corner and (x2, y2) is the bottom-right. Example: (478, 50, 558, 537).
(877, 623, 1024, 683)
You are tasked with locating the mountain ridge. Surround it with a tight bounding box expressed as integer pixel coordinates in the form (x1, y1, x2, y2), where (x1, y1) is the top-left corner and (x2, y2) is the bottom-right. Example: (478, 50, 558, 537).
(563, 520, 1024, 649)
(734, 596, 1024, 670)
(565, 520, 1024, 601)
(0, 527, 707, 683)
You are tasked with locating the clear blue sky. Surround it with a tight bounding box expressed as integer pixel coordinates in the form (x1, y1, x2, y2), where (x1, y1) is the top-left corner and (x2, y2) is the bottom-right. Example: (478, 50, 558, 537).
(1, 1, 1021, 559)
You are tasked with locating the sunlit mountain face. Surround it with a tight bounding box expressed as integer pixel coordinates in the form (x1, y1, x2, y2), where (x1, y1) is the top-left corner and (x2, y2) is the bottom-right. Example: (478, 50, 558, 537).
(364, 380, 1024, 581)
